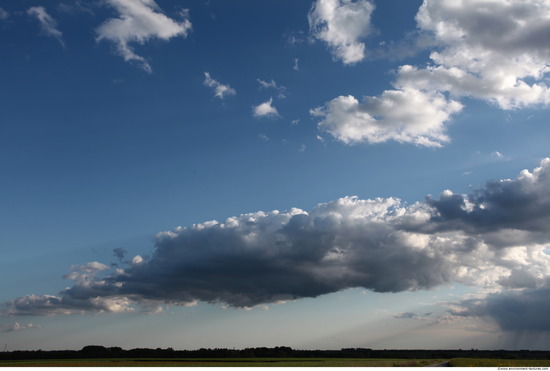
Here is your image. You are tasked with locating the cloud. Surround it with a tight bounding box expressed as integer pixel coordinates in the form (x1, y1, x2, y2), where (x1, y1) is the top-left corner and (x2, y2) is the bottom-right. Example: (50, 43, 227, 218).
(394, 312, 417, 319)
(314, 0, 550, 146)
(411, 0, 550, 109)
(203, 72, 236, 99)
(451, 288, 550, 333)
(257, 79, 286, 98)
(293, 58, 300, 71)
(253, 98, 279, 118)
(113, 247, 127, 261)
(96, 0, 192, 73)
(4, 294, 135, 316)
(425, 158, 550, 237)
(27, 6, 65, 47)
(311, 89, 462, 147)
(0, 322, 41, 333)
(0, 8, 9, 20)
(3, 159, 550, 323)
(57, 1, 94, 15)
(308, 0, 375, 64)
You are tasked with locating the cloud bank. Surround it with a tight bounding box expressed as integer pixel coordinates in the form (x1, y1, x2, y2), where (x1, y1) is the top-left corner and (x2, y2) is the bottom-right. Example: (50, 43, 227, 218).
(4, 158, 550, 336)
(96, 0, 192, 72)
(313, 0, 550, 146)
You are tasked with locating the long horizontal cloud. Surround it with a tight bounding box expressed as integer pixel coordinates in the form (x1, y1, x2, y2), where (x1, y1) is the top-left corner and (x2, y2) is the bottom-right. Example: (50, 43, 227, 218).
(3, 159, 550, 333)
(0, 322, 41, 333)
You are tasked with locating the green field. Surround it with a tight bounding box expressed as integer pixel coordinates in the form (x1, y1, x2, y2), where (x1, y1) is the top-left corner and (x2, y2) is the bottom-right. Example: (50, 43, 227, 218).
(449, 358, 550, 367)
(0, 358, 443, 367)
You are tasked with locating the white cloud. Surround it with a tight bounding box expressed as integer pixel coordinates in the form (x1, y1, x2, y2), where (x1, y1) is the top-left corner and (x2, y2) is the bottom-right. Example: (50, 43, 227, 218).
(253, 98, 279, 118)
(27, 6, 65, 47)
(96, 0, 192, 73)
(132, 255, 144, 265)
(406, 0, 550, 109)
(313, 0, 550, 147)
(311, 89, 462, 147)
(63, 261, 109, 286)
(308, 0, 375, 64)
(203, 72, 236, 99)
(293, 58, 300, 71)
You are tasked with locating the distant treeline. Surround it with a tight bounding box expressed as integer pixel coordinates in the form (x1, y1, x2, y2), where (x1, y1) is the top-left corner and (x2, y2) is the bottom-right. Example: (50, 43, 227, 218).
(1, 346, 549, 360)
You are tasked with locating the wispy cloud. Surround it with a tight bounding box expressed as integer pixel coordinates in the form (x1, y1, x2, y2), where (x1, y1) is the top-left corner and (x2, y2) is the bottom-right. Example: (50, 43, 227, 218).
(293, 58, 300, 71)
(0, 8, 9, 20)
(257, 79, 286, 99)
(96, 0, 192, 73)
(27, 6, 65, 48)
(204, 72, 236, 99)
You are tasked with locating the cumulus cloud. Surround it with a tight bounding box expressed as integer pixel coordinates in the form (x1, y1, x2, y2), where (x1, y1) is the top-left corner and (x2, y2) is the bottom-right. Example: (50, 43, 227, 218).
(425, 158, 550, 237)
(27, 6, 65, 47)
(203, 72, 236, 99)
(314, 0, 550, 146)
(0, 322, 41, 333)
(411, 0, 550, 109)
(3, 159, 550, 320)
(253, 98, 279, 118)
(308, 0, 375, 64)
(311, 89, 462, 147)
(96, 0, 192, 73)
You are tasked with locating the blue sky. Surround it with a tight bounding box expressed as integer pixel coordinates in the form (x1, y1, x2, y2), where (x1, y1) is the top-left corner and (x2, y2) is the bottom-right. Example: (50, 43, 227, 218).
(1, 0, 550, 351)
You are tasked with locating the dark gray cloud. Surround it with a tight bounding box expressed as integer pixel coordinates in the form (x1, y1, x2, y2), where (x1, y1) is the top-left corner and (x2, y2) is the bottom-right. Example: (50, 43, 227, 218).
(425, 158, 550, 240)
(452, 287, 550, 332)
(394, 312, 417, 319)
(113, 247, 127, 261)
(3, 159, 550, 324)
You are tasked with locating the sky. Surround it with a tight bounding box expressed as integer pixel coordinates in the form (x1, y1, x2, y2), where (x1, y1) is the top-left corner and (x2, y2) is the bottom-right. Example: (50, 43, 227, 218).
(1, 0, 550, 351)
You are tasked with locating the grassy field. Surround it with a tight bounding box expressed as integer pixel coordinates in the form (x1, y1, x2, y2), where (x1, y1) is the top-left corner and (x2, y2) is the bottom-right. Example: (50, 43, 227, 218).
(449, 358, 550, 367)
(0, 357, 444, 367)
